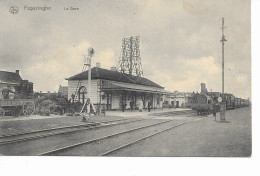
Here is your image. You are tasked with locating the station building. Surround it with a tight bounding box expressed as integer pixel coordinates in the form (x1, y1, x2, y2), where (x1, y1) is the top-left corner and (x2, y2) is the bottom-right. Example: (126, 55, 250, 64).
(66, 66, 169, 111)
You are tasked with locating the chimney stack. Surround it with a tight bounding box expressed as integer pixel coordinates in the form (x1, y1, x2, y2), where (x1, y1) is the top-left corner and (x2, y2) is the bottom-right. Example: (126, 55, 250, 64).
(96, 62, 100, 68)
(201, 83, 208, 93)
(15, 70, 19, 74)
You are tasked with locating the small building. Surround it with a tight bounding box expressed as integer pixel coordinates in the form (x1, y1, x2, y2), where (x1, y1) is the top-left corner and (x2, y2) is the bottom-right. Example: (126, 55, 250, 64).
(0, 70, 22, 99)
(163, 91, 192, 108)
(170, 91, 192, 108)
(163, 93, 174, 108)
(66, 67, 168, 111)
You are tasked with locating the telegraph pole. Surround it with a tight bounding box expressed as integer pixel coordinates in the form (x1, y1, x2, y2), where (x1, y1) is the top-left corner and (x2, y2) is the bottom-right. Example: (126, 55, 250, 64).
(220, 17, 227, 121)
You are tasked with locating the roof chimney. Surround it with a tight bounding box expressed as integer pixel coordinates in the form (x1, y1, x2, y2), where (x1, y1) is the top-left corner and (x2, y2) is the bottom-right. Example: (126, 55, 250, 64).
(111, 67, 117, 71)
(96, 62, 100, 68)
(15, 70, 19, 74)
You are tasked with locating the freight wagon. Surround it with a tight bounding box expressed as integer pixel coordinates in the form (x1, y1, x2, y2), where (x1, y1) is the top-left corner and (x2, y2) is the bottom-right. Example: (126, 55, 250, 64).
(0, 99, 35, 117)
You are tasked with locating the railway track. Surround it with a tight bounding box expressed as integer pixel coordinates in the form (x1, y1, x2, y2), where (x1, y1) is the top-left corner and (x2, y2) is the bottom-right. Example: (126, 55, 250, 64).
(99, 119, 200, 156)
(0, 118, 144, 145)
(39, 117, 201, 156)
(0, 110, 196, 144)
(150, 110, 195, 117)
(0, 118, 133, 138)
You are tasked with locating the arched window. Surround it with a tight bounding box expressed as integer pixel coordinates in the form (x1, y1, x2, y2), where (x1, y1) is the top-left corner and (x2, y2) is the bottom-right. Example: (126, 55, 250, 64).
(78, 86, 87, 104)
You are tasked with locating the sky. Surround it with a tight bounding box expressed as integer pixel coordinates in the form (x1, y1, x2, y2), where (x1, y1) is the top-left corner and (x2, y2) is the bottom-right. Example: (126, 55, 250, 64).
(0, 0, 251, 99)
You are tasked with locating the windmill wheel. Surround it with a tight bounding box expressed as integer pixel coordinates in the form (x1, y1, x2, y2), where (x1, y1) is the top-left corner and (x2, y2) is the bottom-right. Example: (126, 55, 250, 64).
(0, 108, 5, 117)
(23, 101, 35, 116)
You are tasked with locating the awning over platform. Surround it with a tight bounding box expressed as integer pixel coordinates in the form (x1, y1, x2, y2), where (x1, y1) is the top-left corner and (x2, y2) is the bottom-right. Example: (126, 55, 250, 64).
(102, 80, 170, 95)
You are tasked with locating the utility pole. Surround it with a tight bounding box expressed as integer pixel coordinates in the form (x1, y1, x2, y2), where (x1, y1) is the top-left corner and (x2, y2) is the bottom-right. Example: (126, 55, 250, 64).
(220, 17, 227, 121)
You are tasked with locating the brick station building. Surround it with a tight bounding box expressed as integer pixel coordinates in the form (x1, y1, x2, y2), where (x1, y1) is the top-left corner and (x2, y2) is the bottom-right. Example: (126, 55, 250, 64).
(66, 67, 169, 111)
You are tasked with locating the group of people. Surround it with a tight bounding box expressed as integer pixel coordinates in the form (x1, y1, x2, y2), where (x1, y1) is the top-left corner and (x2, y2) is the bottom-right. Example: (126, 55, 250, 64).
(120, 99, 152, 112)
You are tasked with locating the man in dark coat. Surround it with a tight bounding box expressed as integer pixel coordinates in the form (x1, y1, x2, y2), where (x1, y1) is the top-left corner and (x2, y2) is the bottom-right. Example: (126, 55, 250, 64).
(148, 100, 151, 112)
(213, 102, 218, 121)
(121, 99, 126, 112)
(2, 86, 14, 99)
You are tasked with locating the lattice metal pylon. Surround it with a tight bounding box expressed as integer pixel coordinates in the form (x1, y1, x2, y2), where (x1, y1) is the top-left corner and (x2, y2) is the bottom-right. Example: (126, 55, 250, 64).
(117, 36, 143, 77)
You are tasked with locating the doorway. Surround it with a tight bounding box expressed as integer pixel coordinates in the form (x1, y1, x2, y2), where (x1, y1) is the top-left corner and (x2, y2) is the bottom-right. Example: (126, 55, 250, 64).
(176, 101, 179, 108)
(78, 86, 87, 104)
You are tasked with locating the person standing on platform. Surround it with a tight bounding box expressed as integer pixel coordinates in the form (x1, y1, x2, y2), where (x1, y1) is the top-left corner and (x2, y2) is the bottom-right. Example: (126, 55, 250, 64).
(160, 98, 163, 110)
(121, 99, 126, 112)
(71, 94, 75, 103)
(138, 100, 143, 112)
(212, 101, 218, 121)
(148, 100, 151, 112)
(130, 101, 133, 111)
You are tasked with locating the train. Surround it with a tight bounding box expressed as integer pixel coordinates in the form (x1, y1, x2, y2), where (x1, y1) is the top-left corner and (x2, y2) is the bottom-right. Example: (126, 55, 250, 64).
(188, 92, 250, 115)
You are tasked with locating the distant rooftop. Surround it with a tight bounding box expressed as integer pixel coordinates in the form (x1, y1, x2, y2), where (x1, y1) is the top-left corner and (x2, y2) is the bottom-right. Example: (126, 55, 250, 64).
(0, 70, 22, 84)
(58, 85, 68, 94)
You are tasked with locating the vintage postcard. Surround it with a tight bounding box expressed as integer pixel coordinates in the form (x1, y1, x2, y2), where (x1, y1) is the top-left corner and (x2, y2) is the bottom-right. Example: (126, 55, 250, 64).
(0, 0, 251, 157)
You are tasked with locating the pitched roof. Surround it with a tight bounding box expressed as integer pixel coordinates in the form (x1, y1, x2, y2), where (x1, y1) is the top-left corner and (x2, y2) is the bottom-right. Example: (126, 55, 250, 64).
(66, 67, 164, 88)
(0, 70, 22, 84)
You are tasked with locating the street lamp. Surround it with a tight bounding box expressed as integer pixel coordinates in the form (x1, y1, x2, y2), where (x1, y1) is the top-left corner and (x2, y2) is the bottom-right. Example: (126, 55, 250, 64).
(81, 47, 95, 121)
(87, 47, 95, 103)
